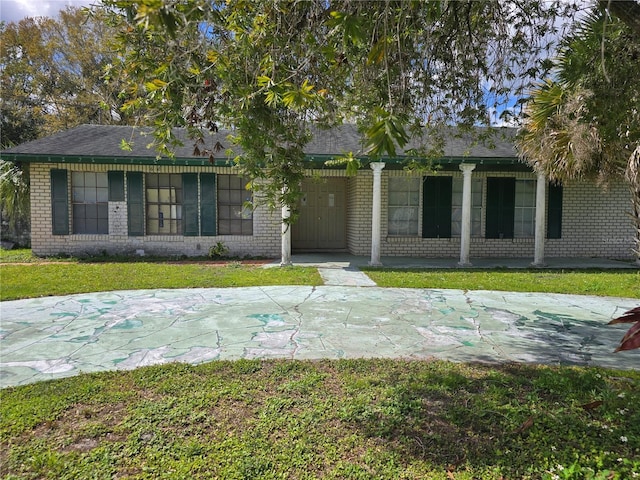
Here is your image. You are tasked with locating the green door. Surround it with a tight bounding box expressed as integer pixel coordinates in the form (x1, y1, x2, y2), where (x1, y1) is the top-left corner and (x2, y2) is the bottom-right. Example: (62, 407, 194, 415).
(292, 178, 347, 251)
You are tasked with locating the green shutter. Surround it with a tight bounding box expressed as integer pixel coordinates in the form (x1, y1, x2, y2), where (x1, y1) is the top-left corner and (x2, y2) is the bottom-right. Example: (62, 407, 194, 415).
(127, 172, 144, 236)
(486, 177, 515, 239)
(183, 173, 199, 236)
(422, 176, 452, 238)
(108, 171, 125, 201)
(200, 173, 217, 236)
(547, 183, 563, 239)
(50, 169, 69, 235)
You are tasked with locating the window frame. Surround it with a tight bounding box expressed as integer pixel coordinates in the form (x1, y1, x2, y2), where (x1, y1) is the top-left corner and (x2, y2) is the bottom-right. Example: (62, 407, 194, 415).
(144, 173, 183, 235)
(71, 171, 109, 235)
(387, 177, 420, 236)
(217, 174, 253, 236)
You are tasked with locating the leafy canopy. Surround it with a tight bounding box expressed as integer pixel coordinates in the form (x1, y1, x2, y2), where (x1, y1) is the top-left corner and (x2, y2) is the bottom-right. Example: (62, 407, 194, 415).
(103, 0, 579, 212)
(519, 2, 640, 259)
(0, 6, 133, 146)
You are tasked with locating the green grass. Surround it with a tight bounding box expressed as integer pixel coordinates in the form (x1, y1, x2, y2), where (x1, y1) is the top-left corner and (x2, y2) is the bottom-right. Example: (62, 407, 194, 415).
(2, 249, 639, 299)
(364, 268, 640, 298)
(2, 251, 639, 477)
(1, 359, 638, 479)
(0, 262, 322, 301)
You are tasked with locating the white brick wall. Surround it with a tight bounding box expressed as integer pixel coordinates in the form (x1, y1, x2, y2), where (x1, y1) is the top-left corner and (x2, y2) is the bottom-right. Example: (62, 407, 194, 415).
(345, 170, 635, 259)
(29, 163, 636, 259)
(30, 163, 282, 257)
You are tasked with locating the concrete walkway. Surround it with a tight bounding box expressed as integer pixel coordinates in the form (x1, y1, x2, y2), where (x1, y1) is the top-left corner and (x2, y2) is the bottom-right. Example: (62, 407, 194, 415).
(2, 281, 638, 388)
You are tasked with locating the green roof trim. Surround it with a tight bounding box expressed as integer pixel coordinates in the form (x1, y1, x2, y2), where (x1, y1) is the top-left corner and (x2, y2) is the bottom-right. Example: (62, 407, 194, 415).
(0, 153, 237, 167)
(2, 152, 524, 169)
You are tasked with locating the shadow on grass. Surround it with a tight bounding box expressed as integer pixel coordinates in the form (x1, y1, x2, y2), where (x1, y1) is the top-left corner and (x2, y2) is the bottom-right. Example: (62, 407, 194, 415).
(2, 359, 638, 479)
(331, 359, 640, 477)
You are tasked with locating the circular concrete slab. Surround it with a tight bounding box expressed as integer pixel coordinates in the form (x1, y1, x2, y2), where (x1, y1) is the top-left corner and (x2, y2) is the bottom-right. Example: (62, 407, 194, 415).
(1, 286, 638, 388)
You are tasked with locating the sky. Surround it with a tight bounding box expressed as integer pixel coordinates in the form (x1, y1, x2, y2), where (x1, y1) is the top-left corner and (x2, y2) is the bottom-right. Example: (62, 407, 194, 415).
(0, 0, 95, 24)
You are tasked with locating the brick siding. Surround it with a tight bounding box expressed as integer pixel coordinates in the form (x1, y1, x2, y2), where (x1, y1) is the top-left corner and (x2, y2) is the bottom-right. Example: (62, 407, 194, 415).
(30, 163, 636, 259)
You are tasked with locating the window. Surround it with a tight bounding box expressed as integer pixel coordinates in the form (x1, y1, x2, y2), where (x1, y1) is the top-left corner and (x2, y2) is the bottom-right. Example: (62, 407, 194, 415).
(72, 172, 108, 234)
(146, 174, 182, 235)
(388, 177, 420, 236)
(486, 178, 543, 239)
(451, 178, 483, 237)
(218, 175, 253, 235)
(514, 180, 535, 238)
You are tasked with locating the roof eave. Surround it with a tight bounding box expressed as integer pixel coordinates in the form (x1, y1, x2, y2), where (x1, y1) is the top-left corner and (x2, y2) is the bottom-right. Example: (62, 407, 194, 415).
(0, 153, 236, 167)
(1, 152, 529, 171)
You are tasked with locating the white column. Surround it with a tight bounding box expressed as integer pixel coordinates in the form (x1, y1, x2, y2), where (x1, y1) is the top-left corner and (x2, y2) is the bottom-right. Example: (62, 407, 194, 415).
(532, 171, 547, 267)
(281, 191, 292, 266)
(458, 163, 476, 267)
(369, 162, 386, 266)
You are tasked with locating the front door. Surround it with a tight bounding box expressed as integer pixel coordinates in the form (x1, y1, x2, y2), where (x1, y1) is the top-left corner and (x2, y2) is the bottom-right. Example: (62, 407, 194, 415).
(292, 178, 347, 251)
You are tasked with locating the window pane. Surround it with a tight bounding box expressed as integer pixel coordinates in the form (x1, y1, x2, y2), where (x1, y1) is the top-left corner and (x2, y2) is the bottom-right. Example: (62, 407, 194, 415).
(231, 207, 243, 219)
(85, 173, 96, 188)
(75, 219, 86, 234)
(218, 190, 230, 204)
(229, 190, 242, 204)
(97, 218, 109, 234)
(97, 174, 108, 188)
(389, 191, 406, 206)
(218, 175, 229, 189)
(219, 205, 231, 220)
(73, 204, 85, 221)
(97, 204, 108, 220)
(147, 219, 159, 234)
(85, 204, 98, 219)
(72, 188, 84, 202)
(158, 174, 170, 187)
(147, 189, 158, 203)
(85, 189, 97, 203)
(229, 176, 243, 189)
(158, 188, 171, 203)
(72, 171, 84, 186)
(97, 187, 108, 203)
(146, 175, 158, 187)
(218, 219, 230, 234)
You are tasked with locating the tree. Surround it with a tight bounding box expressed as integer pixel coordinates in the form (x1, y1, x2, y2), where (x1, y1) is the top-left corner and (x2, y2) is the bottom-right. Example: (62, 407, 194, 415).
(0, 160, 29, 245)
(0, 6, 132, 146)
(103, 0, 579, 264)
(0, 6, 133, 244)
(519, 3, 640, 262)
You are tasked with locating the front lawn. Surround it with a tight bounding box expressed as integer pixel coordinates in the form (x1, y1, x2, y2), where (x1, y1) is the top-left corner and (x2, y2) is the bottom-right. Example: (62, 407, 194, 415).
(364, 268, 640, 299)
(0, 262, 322, 301)
(1, 359, 638, 479)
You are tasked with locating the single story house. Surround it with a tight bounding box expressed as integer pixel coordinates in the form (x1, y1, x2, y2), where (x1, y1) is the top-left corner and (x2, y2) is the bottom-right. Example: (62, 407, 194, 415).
(1, 124, 636, 265)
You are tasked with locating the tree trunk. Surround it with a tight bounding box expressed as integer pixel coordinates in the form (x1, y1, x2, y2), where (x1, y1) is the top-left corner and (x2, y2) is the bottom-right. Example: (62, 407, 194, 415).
(627, 146, 640, 264)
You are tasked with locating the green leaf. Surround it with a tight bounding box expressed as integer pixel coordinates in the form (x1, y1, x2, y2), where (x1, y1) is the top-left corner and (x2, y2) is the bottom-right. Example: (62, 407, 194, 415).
(120, 139, 133, 152)
(264, 89, 281, 107)
(144, 79, 168, 92)
(365, 109, 410, 158)
(256, 75, 272, 87)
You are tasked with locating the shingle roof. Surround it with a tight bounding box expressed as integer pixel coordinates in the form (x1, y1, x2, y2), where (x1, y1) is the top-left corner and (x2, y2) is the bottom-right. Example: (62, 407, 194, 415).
(0, 123, 519, 162)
